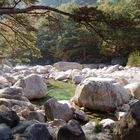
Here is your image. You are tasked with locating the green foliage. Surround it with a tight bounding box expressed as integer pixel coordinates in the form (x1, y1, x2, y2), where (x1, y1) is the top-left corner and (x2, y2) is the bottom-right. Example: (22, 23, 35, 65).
(47, 80, 76, 100)
(97, 0, 140, 57)
(127, 51, 140, 67)
(0, 0, 140, 64)
(35, 3, 102, 63)
(71, 0, 140, 58)
(0, 0, 41, 62)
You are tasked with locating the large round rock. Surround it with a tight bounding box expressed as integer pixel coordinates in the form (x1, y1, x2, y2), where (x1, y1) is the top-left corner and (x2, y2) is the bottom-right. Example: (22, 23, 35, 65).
(14, 74, 47, 100)
(72, 78, 131, 111)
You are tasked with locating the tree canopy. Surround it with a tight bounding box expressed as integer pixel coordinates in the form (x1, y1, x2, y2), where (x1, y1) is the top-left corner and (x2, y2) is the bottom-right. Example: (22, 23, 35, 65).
(0, 0, 139, 63)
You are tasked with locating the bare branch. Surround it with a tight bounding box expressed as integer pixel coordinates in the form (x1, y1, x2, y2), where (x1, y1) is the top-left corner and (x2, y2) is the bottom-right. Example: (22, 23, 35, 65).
(0, 5, 74, 18)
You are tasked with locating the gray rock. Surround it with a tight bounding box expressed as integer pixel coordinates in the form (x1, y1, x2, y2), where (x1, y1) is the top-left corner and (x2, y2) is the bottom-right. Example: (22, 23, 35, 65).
(24, 111, 45, 123)
(72, 75, 83, 84)
(0, 124, 13, 140)
(113, 100, 140, 140)
(82, 121, 97, 140)
(0, 87, 33, 109)
(23, 123, 52, 140)
(57, 119, 86, 140)
(53, 61, 82, 71)
(44, 98, 73, 122)
(0, 105, 19, 128)
(74, 109, 89, 123)
(99, 119, 115, 130)
(47, 119, 66, 140)
(96, 132, 112, 140)
(14, 74, 47, 100)
(12, 120, 37, 134)
(72, 78, 131, 112)
(0, 75, 10, 89)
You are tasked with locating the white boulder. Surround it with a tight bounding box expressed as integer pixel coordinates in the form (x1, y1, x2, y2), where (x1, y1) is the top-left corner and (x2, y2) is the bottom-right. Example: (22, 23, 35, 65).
(0, 75, 10, 89)
(72, 78, 131, 111)
(124, 83, 140, 99)
(99, 119, 115, 129)
(53, 61, 82, 71)
(14, 74, 47, 100)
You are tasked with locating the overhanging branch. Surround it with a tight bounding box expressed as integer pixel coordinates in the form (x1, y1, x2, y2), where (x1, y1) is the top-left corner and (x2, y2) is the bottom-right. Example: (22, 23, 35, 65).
(0, 5, 74, 18)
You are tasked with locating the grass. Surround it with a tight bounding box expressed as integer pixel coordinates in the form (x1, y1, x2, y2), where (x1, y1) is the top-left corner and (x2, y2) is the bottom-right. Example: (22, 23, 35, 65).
(47, 80, 76, 100)
(31, 79, 76, 106)
(85, 110, 116, 124)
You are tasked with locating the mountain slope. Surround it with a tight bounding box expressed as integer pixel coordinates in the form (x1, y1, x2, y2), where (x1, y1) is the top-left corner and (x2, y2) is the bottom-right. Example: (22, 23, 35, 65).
(40, 0, 97, 6)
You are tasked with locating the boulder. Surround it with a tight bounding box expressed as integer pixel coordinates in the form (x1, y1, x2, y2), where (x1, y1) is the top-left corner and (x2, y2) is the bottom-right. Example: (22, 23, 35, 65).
(124, 83, 140, 99)
(113, 100, 140, 140)
(44, 98, 73, 122)
(0, 87, 33, 109)
(0, 124, 13, 140)
(57, 119, 86, 140)
(13, 65, 29, 72)
(14, 74, 47, 100)
(82, 121, 96, 140)
(72, 75, 83, 84)
(2, 64, 12, 73)
(35, 65, 53, 74)
(99, 119, 115, 130)
(4, 75, 16, 85)
(74, 109, 89, 123)
(54, 71, 70, 81)
(53, 61, 82, 71)
(96, 132, 112, 140)
(72, 78, 131, 111)
(22, 111, 45, 123)
(46, 119, 66, 140)
(0, 75, 10, 89)
(23, 123, 53, 140)
(106, 65, 120, 73)
(115, 78, 128, 86)
(12, 120, 37, 134)
(116, 104, 130, 112)
(0, 105, 20, 128)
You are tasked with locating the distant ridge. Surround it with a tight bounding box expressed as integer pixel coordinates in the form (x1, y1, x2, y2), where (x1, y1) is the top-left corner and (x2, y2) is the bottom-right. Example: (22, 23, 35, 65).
(40, 0, 97, 7)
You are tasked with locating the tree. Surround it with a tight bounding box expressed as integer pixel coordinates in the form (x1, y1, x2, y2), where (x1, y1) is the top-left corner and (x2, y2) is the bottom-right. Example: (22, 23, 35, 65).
(35, 3, 104, 64)
(0, 0, 73, 62)
(0, 0, 139, 62)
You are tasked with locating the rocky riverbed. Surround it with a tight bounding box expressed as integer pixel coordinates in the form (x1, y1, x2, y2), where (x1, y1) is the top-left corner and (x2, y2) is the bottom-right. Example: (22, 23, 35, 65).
(0, 61, 140, 140)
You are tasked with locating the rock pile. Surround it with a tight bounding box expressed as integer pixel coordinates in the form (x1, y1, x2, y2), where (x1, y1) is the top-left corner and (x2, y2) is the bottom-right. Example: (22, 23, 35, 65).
(0, 61, 139, 140)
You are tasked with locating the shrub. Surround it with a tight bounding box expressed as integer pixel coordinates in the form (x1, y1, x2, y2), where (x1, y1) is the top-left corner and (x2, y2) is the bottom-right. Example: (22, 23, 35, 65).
(127, 51, 140, 67)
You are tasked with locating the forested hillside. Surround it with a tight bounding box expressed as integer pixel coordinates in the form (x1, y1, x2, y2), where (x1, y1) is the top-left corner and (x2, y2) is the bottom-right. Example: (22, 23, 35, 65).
(33, 0, 140, 65)
(0, 0, 139, 66)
